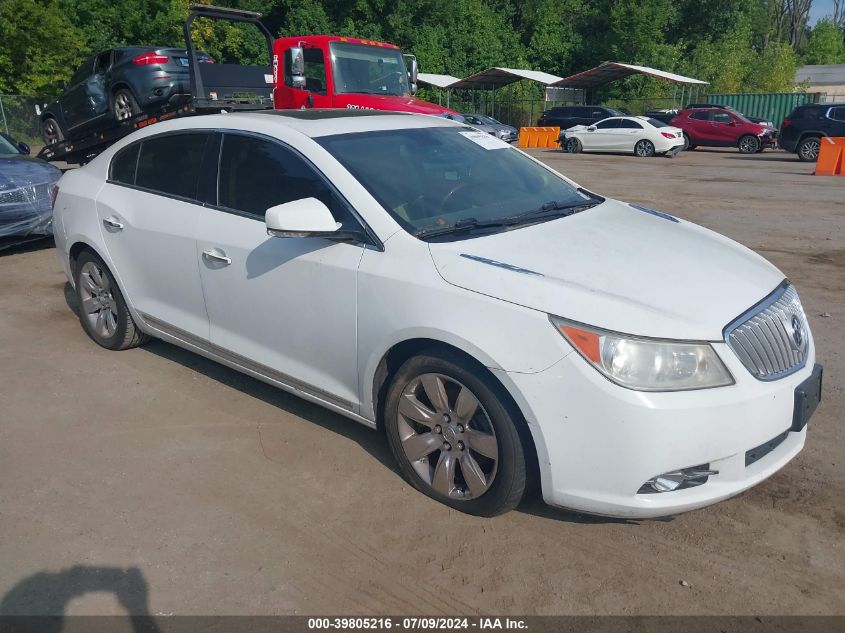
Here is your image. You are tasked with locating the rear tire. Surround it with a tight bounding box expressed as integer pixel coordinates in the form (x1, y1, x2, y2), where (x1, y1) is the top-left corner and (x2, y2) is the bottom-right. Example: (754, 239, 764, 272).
(384, 350, 527, 517)
(682, 133, 696, 151)
(113, 89, 140, 122)
(797, 136, 821, 162)
(74, 250, 149, 350)
(634, 139, 655, 157)
(738, 134, 760, 154)
(41, 118, 64, 146)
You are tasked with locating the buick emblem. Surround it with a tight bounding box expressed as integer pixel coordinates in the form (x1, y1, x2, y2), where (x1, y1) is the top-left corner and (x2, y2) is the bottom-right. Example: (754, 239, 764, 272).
(790, 314, 804, 349)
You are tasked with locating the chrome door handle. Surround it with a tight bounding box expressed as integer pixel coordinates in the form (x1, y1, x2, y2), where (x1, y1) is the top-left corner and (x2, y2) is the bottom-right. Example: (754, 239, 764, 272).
(102, 216, 124, 230)
(202, 248, 232, 265)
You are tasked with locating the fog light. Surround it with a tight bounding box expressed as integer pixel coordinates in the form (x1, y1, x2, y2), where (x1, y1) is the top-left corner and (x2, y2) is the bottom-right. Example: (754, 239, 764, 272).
(638, 464, 718, 494)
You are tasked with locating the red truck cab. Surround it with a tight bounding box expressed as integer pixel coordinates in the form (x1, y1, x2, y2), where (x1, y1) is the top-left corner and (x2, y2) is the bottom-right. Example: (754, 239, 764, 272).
(273, 36, 460, 117)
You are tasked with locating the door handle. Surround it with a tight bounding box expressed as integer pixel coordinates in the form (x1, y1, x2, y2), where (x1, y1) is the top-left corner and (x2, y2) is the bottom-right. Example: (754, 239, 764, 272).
(202, 248, 232, 265)
(102, 216, 124, 230)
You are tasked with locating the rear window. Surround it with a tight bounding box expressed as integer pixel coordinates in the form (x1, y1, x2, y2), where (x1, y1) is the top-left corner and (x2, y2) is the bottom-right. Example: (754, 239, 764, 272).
(135, 133, 209, 200)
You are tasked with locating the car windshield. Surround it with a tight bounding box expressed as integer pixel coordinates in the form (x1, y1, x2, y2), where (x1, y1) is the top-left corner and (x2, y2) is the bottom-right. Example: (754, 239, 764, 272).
(318, 126, 596, 240)
(330, 42, 410, 96)
(0, 134, 21, 155)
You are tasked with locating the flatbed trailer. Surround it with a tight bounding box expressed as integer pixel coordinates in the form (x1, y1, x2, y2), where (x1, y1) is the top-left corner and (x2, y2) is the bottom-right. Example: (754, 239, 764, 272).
(37, 4, 274, 165)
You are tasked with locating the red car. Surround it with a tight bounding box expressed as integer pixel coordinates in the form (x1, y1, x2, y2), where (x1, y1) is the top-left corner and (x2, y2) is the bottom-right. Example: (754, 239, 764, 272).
(671, 107, 777, 153)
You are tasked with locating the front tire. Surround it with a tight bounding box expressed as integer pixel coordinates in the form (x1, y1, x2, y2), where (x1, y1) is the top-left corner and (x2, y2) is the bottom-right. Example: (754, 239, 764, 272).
(634, 139, 655, 157)
(797, 136, 821, 162)
(565, 137, 582, 154)
(384, 350, 527, 516)
(738, 134, 760, 154)
(74, 250, 148, 350)
(41, 118, 64, 146)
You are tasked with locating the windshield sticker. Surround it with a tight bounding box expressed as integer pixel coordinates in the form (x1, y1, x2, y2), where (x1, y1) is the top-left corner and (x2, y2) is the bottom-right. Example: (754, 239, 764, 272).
(459, 131, 511, 150)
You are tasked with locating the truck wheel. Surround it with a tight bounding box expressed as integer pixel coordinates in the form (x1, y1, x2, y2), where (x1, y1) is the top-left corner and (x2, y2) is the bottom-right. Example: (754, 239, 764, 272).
(738, 135, 760, 154)
(797, 137, 821, 162)
(113, 89, 140, 122)
(42, 118, 64, 146)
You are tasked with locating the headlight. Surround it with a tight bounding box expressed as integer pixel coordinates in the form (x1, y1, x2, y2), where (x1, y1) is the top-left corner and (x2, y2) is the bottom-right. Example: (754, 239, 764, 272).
(550, 317, 734, 391)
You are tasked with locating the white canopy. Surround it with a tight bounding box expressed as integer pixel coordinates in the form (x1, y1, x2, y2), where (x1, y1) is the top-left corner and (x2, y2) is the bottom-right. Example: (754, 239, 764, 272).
(551, 62, 708, 89)
(417, 73, 462, 89)
(448, 67, 563, 90)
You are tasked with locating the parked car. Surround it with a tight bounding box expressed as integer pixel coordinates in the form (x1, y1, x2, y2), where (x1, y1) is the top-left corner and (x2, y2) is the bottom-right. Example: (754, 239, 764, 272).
(671, 107, 777, 153)
(40, 47, 214, 146)
(463, 114, 518, 142)
(779, 103, 845, 162)
(686, 103, 772, 127)
(537, 105, 624, 128)
(53, 110, 821, 518)
(561, 116, 685, 157)
(0, 132, 61, 244)
(644, 108, 678, 124)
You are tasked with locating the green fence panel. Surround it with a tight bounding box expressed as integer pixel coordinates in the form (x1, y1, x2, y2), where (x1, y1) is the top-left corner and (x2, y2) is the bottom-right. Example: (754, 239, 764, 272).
(704, 92, 822, 128)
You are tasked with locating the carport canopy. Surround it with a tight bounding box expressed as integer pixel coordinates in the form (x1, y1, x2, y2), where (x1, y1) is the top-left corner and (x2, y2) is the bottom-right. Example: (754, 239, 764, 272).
(417, 73, 462, 89)
(448, 67, 563, 90)
(550, 62, 708, 89)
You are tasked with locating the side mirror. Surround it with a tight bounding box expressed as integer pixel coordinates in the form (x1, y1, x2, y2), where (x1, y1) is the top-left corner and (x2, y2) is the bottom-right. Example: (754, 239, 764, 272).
(266, 198, 338, 238)
(728, 120, 737, 126)
(289, 46, 306, 89)
(587, 125, 597, 131)
(18, 142, 30, 155)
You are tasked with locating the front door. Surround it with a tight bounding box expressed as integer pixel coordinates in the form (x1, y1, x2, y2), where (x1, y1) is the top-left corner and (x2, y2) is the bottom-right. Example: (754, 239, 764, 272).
(195, 132, 364, 411)
(590, 118, 622, 150)
(95, 131, 212, 340)
(281, 45, 332, 109)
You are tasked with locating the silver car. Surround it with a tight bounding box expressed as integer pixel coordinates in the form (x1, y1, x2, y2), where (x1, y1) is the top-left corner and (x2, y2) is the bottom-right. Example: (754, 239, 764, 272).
(464, 114, 518, 142)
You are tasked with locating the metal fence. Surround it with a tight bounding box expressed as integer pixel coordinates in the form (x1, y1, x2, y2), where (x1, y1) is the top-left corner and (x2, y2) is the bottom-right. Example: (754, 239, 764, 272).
(0, 95, 48, 144)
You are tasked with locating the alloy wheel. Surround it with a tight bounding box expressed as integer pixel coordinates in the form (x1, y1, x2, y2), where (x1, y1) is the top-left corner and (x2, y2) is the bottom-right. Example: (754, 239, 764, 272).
(114, 93, 133, 121)
(43, 120, 60, 145)
(635, 140, 654, 157)
(79, 261, 118, 338)
(396, 373, 498, 500)
(799, 138, 820, 161)
(739, 136, 759, 153)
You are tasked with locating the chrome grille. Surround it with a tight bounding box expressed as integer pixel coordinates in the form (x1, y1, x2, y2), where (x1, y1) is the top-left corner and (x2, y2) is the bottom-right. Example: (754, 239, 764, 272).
(725, 284, 809, 381)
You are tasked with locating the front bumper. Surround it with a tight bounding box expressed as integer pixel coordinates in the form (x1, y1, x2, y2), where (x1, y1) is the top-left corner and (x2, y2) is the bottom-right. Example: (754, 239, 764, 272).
(497, 340, 816, 518)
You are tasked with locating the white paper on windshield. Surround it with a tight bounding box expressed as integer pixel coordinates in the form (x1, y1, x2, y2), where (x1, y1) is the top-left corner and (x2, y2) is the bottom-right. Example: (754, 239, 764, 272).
(264, 74, 274, 84)
(459, 131, 511, 150)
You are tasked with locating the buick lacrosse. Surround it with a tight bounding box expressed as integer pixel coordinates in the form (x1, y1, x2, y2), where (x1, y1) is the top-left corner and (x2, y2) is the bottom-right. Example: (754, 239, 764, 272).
(52, 110, 821, 517)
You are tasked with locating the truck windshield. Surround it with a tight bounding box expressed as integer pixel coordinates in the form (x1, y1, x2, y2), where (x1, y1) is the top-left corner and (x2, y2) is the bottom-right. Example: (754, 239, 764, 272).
(318, 126, 596, 240)
(330, 41, 410, 96)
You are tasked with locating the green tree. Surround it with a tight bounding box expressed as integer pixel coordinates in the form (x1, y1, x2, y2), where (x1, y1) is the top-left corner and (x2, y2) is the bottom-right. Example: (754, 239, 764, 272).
(802, 18, 845, 64)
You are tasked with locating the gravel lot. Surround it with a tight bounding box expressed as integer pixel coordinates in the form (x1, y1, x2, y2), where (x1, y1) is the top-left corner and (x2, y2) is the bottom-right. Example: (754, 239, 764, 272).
(0, 148, 843, 616)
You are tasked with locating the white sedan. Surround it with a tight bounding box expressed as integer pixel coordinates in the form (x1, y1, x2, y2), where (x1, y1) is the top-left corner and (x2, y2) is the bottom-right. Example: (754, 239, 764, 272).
(52, 111, 820, 518)
(562, 116, 685, 157)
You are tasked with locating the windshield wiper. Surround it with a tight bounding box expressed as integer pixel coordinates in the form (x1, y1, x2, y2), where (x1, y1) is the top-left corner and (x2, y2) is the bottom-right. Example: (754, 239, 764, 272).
(414, 198, 602, 240)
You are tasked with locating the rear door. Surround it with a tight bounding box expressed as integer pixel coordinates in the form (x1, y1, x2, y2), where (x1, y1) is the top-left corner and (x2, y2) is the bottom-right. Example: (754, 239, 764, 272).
(686, 110, 713, 143)
(616, 118, 644, 151)
(195, 132, 364, 411)
(96, 131, 211, 340)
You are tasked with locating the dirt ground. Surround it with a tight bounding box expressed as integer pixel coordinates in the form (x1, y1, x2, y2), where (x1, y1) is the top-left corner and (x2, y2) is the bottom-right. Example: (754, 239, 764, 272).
(0, 148, 843, 616)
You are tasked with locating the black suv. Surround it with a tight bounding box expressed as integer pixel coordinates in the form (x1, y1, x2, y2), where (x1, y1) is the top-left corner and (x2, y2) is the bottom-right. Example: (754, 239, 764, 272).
(537, 105, 624, 128)
(779, 103, 845, 161)
(40, 47, 213, 146)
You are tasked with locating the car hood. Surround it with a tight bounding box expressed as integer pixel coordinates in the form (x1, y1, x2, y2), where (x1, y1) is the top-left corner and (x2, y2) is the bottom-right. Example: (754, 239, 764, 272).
(427, 199, 784, 341)
(334, 94, 459, 116)
(0, 154, 61, 188)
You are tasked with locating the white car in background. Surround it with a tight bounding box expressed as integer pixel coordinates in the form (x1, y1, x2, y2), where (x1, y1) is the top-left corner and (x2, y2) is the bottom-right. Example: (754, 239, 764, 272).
(51, 110, 821, 518)
(562, 116, 685, 157)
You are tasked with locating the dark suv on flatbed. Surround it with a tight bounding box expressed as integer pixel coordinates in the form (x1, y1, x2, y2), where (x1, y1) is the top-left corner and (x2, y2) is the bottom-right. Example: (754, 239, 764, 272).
(779, 103, 845, 161)
(537, 105, 624, 128)
(40, 47, 213, 146)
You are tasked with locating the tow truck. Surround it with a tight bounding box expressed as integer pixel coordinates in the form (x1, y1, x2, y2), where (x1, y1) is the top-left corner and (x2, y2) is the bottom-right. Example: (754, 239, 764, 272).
(38, 4, 458, 165)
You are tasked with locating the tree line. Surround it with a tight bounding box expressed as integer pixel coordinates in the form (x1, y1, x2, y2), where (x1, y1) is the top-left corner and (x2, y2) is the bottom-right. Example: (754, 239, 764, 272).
(1, 0, 844, 99)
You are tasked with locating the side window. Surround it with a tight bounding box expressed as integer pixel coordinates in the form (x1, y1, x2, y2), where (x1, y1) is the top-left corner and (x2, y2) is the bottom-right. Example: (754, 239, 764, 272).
(218, 134, 353, 225)
(828, 107, 845, 122)
(69, 57, 95, 86)
(135, 133, 209, 200)
(303, 48, 327, 94)
(109, 143, 140, 185)
(712, 112, 733, 124)
(595, 119, 619, 129)
(617, 119, 642, 129)
(94, 50, 111, 74)
(690, 111, 711, 121)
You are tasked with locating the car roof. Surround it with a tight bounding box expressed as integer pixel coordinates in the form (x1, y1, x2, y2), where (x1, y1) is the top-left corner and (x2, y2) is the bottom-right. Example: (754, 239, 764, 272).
(123, 109, 464, 141)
